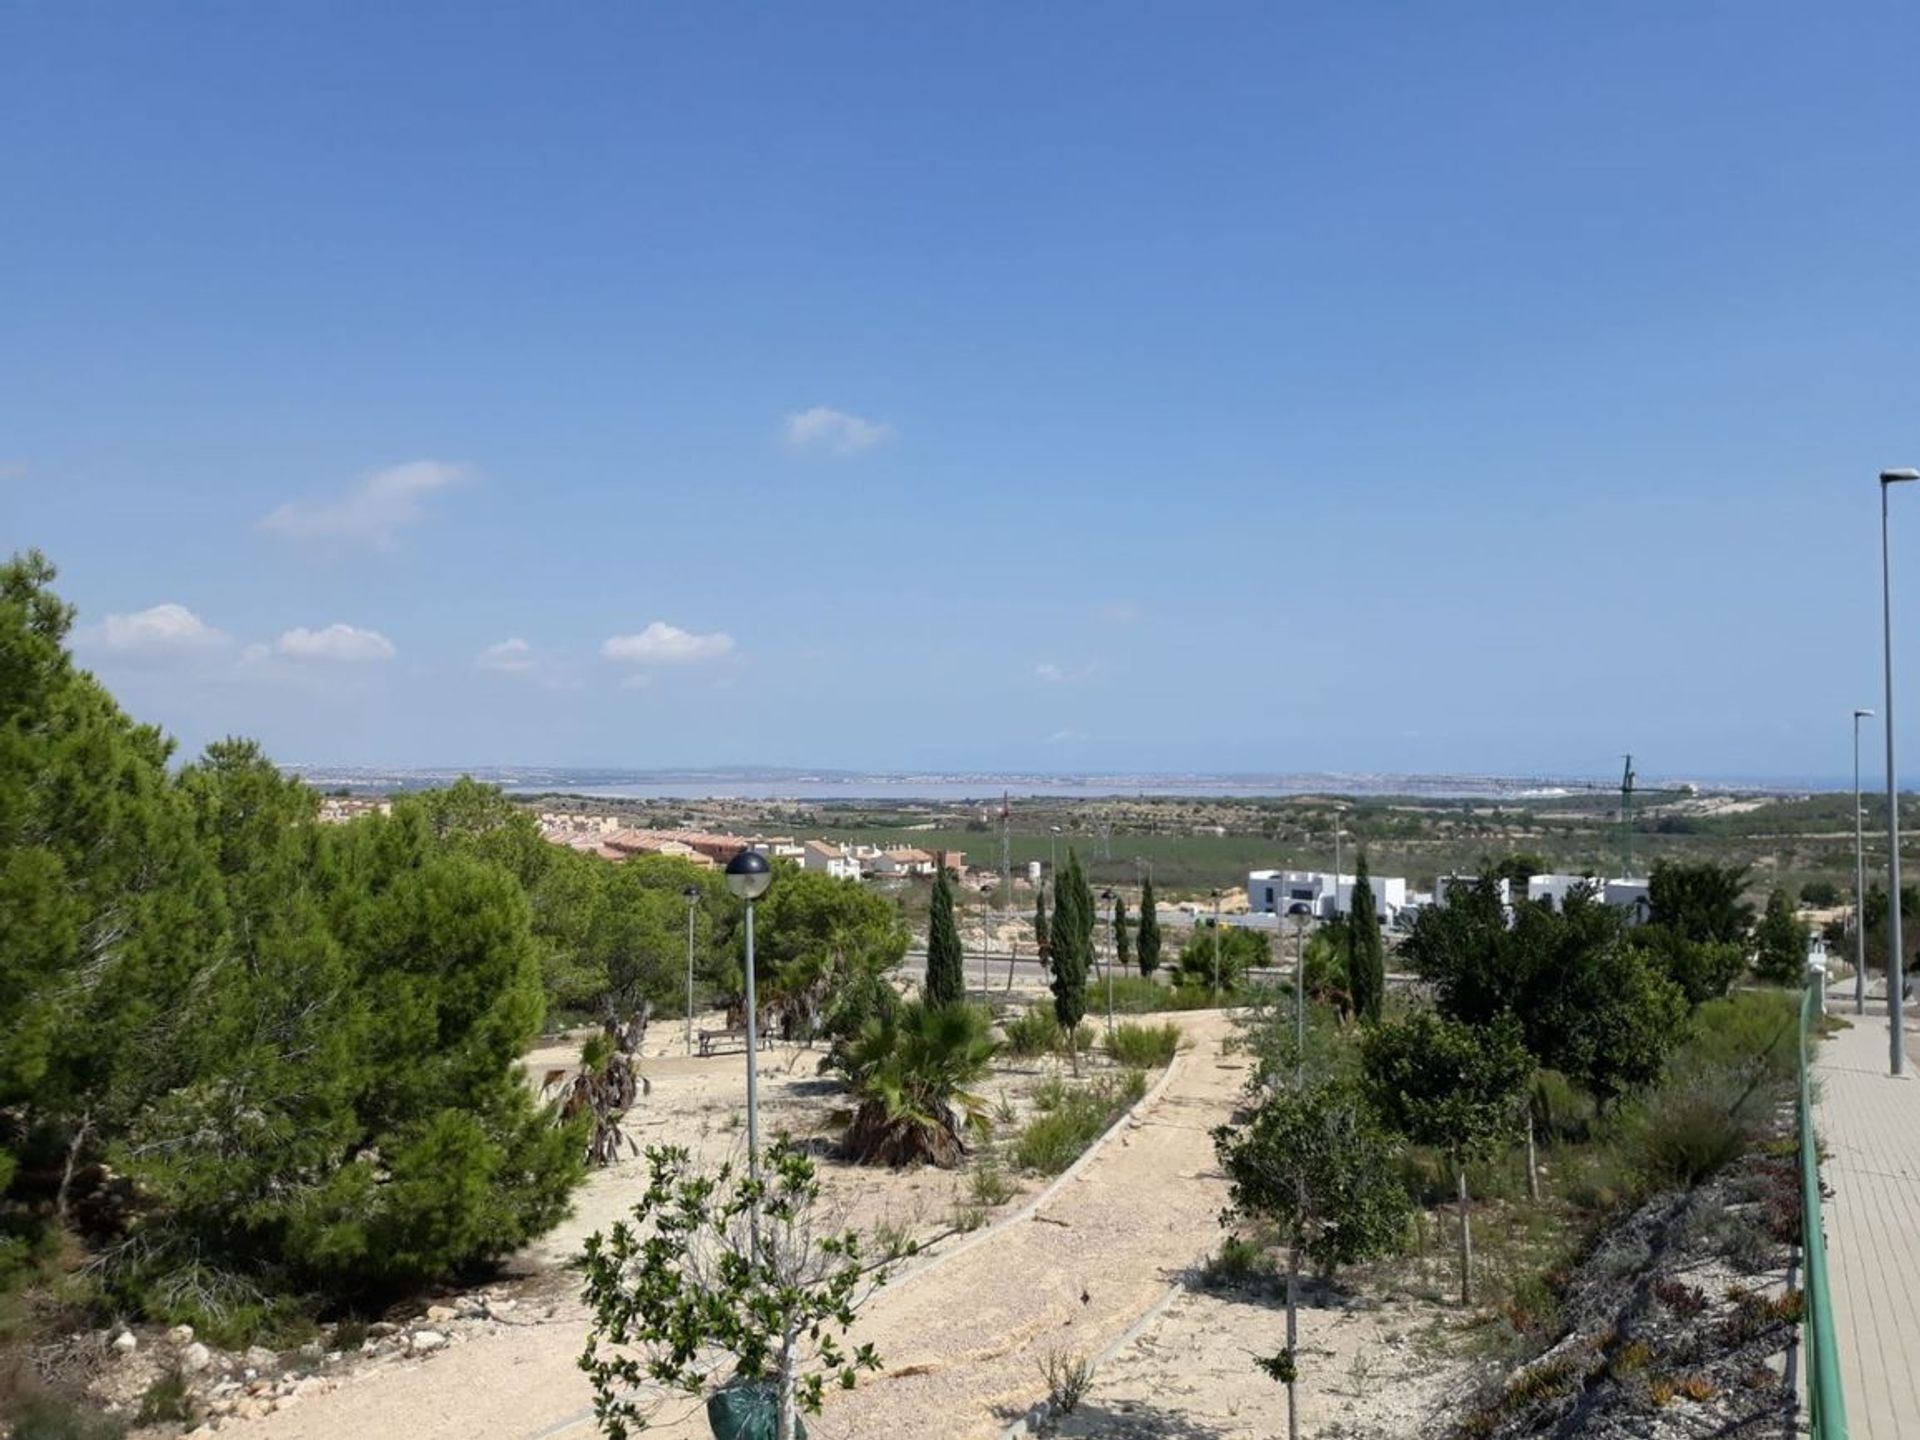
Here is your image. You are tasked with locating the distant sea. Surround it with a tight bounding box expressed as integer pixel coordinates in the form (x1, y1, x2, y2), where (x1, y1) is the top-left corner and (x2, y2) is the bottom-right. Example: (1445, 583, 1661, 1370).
(282, 765, 1833, 802)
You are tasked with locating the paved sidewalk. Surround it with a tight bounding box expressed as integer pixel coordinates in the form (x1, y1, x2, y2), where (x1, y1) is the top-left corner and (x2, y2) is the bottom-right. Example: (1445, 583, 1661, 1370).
(1812, 1000, 1920, 1440)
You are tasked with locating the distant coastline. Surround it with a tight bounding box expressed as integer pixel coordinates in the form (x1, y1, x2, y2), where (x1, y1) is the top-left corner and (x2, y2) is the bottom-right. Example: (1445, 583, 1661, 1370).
(278, 764, 1834, 802)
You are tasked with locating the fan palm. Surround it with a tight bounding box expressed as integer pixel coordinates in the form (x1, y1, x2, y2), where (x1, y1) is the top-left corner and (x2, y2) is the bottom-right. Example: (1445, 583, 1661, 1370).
(835, 1001, 999, 1167)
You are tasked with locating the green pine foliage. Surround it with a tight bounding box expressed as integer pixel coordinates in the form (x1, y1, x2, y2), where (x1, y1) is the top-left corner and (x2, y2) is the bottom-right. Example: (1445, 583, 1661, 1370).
(1346, 852, 1386, 1021)
(923, 867, 965, 1008)
(1136, 875, 1161, 976)
(0, 552, 587, 1338)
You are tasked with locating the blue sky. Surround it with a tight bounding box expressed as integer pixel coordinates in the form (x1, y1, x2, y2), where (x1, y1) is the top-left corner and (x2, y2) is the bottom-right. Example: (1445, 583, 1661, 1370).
(3, 3, 1917, 780)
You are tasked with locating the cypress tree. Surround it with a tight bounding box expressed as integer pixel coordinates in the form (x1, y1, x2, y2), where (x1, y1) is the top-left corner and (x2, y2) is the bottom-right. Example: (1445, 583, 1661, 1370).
(1348, 851, 1387, 1021)
(1033, 889, 1050, 966)
(924, 866, 965, 1008)
(1050, 851, 1090, 1070)
(1114, 894, 1132, 972)
(1137, 874, 1162, 976)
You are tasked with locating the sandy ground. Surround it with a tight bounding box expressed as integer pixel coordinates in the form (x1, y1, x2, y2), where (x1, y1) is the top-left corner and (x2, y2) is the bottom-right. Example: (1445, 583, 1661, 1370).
(224, 1005, 1464, 1440)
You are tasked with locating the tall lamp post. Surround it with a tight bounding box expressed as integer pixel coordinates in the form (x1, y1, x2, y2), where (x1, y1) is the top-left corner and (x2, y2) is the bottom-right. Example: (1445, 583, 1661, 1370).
(683, 884, 701, 1055)
(1210, 888, 1223, 993)
(1854, 709, 1874, 1016)
(1100, 887, 1116, 1035)
(1881, 467, 1918, 1075)
(724, 851, 775, 1219)
(1292, 909, 1308, 1082)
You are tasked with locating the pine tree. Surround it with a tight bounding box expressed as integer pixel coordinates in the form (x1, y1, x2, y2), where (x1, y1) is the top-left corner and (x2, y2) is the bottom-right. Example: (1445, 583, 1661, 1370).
(1050, 851, 1091, 1071)
(1137, 874, 1162, 977)
(1347, 851, 1387, 1022)
(1114, 894, 1132, 972)
(924, 866, 965, 1008)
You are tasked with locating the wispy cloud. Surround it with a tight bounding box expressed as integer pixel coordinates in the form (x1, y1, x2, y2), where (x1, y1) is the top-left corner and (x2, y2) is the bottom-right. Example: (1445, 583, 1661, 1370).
(87, 603, 232, 659)
(1045, 728, 1089, 744)
(604, 622, 736, 665)
(261, 460, 468, 546)
(476, 638, 537, 674)
(782, 406, 894, 457)
(1035, 660, 1100, 685)
(1095, 600, 1141, 624)
(274, 624, 397, 662)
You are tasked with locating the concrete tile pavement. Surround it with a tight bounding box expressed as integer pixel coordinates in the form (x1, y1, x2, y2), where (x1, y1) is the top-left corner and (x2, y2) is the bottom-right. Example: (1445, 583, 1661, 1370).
(1812, 1000, 1920, 1440)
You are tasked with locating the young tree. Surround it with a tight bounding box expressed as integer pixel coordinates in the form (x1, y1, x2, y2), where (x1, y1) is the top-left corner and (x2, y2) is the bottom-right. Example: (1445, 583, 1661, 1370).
(1049, 851, 1091, 1072)
(1112, 893, 1132, 973)
(579, 1143, 890, 1440)
(1647, 860, 1755, 946)
(1214, 1074, 1410, 1438)
(1346, 853, 1386, 1022)
(1752, 886, 1811, 985)
(923, 866, 965, 1008)
(1033, 889, 1050, 968)
(1362, 1011, 1531, 1305)
(1136, 874, 1162, 977)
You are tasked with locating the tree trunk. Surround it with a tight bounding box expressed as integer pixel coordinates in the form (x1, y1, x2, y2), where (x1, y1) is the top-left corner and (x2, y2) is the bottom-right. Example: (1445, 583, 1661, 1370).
(1006, 942, 1018, 993)
(1525, 1110, 1540, 1202)
(778, 1322, 798, 1440)
(1455, 1156, 1473, 1308)
(1286, 1206, 1301, 1440)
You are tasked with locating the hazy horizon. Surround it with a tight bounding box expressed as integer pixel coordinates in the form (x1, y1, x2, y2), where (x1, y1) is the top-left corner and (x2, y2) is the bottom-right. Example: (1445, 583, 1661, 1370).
(8, 5, 1919, 780)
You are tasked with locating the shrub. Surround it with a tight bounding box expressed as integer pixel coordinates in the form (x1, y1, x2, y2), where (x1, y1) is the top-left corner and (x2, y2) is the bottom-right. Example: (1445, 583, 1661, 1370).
(1199, 1234, 1276, 1290)
(1175, 925, 1269, 991)
(968, 1157, 1017, 1208)
(1001, 1007, 1063, 1058)
(835, 1001, 1000, 1167)
(1623, 1076, 1757, 1188)
(1013, 1071, 1149, 1175)
(5, 1391, 125, 1440)
(1108, 1021, 1182, 1068)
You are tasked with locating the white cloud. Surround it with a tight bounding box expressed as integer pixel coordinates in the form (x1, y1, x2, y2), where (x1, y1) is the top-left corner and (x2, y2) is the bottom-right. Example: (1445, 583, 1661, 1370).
(1045, 728, 1089, 744)
(1035, 660, 1099, 685)
(274, 624, 397, 663)
(91, 603, 232, 658)
(782, 406, 893, 457)
(261, 460, 468, 546)
(603, 622, 735, 665)
(476, 638, 537, 674)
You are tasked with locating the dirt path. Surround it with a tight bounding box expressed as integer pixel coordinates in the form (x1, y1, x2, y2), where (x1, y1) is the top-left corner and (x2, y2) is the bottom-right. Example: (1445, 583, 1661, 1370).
(240, 1011, 1248, 1440)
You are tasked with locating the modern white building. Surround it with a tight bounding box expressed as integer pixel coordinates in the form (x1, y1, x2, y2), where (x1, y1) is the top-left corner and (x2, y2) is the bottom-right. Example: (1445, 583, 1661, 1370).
(1602, 878, 1652, 923)
(1246, 869, 1407, 921)
(1526, 873, 1599, 910)
(801, 840, 862, 881)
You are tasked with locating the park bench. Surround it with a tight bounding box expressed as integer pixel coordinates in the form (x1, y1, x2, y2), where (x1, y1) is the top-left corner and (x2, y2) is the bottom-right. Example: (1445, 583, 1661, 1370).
(697, 1027, 764, 1058)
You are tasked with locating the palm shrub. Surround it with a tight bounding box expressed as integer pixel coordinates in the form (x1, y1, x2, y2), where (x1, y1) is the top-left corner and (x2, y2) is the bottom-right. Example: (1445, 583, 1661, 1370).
(834, 1002, 1000, 1167)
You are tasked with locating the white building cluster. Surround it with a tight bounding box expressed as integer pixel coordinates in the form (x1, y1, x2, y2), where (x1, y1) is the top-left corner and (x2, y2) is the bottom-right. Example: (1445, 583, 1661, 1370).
(1249, 867, 1654, 927)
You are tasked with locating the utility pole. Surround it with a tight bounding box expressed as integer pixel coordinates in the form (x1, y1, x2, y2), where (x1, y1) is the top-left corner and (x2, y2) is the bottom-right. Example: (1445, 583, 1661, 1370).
(1855, 708, 1874, 1016)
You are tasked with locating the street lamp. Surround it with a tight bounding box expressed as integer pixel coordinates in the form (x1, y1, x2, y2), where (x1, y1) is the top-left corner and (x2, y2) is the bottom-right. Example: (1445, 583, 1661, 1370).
(725, 850, 775, 1214)
(683, 885, 702, 1055)
(1853, 709, 1874, 1017)
(1881, 467, 1918, 1075)
(1210, 888, 1223, 993)
(1293, 909, 1308, 1079)
(1100, 887, 1116, 1035)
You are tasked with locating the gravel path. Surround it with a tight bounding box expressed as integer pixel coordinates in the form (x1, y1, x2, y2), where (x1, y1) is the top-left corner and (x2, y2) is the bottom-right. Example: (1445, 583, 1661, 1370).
(237, 1010, 1248, 1440)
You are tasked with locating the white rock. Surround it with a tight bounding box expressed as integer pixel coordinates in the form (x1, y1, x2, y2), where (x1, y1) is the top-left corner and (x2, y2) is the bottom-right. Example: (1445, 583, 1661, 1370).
(112, 1330, 138, 1354)
(366, 1321, 400, 1339)
(425, 1304, 456, 1322)
(167, 1324, 196, 1345)
(408, 1329, 448, 1355)
(244, 1345, 278, 1369)
(181, 1341, 213, 1373)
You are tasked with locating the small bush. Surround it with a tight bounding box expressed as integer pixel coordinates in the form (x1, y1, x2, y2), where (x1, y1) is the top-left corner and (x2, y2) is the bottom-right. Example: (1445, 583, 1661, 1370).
(1013, 1071, 1149, 1175)
(5, 1393, 126, 1440)
(968, 1158, 1017, 1208)
(1199, 1235, 1275, 1290)
(136, 1369, 195, 1426)
(1623, 1073, 1760, 1188)
(1002, 1008, 1063, 1058)
(1107, 1021, 1182, 1068)
(1039, 1348, 1096, 1417)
